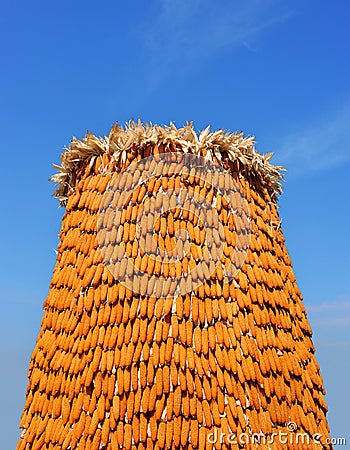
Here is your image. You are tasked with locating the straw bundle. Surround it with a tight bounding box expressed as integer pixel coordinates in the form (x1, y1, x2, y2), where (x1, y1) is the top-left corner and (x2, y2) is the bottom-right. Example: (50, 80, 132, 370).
(17, 122, 331, 450)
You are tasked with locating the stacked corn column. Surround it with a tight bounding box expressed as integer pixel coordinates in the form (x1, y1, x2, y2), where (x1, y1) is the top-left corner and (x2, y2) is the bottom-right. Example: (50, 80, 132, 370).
(17, 125, 331, 450)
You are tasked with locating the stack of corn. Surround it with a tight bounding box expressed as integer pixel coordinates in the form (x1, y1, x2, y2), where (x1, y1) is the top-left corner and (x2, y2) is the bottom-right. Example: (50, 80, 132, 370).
(17, 122, 331, 450)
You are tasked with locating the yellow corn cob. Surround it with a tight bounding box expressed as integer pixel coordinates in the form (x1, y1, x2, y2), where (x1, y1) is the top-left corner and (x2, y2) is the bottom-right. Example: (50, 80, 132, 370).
(174, 385, 182, 416)
(124, 423, 132, 450)
(88, 409, 99, 436)
(198, 426, 207, 450)
(202, 400, 212, 427)
(148, 384, 157, 412)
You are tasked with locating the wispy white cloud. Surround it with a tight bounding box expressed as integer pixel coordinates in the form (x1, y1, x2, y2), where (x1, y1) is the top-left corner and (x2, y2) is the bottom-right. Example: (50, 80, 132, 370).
(306, 298, 350, 313)
(277, 101, 350, 176)
(305, 297, 350, 345)
(312, 316, 350, 327)
(139, 0, 294, 92)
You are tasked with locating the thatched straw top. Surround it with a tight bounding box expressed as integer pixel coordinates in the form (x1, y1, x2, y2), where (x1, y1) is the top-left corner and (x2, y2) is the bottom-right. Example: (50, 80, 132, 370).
(52, 121, 285, 206)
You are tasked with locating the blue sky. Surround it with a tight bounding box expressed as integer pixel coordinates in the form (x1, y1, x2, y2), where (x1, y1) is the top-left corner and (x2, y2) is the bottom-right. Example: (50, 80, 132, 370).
(0, 0, 349, 448)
